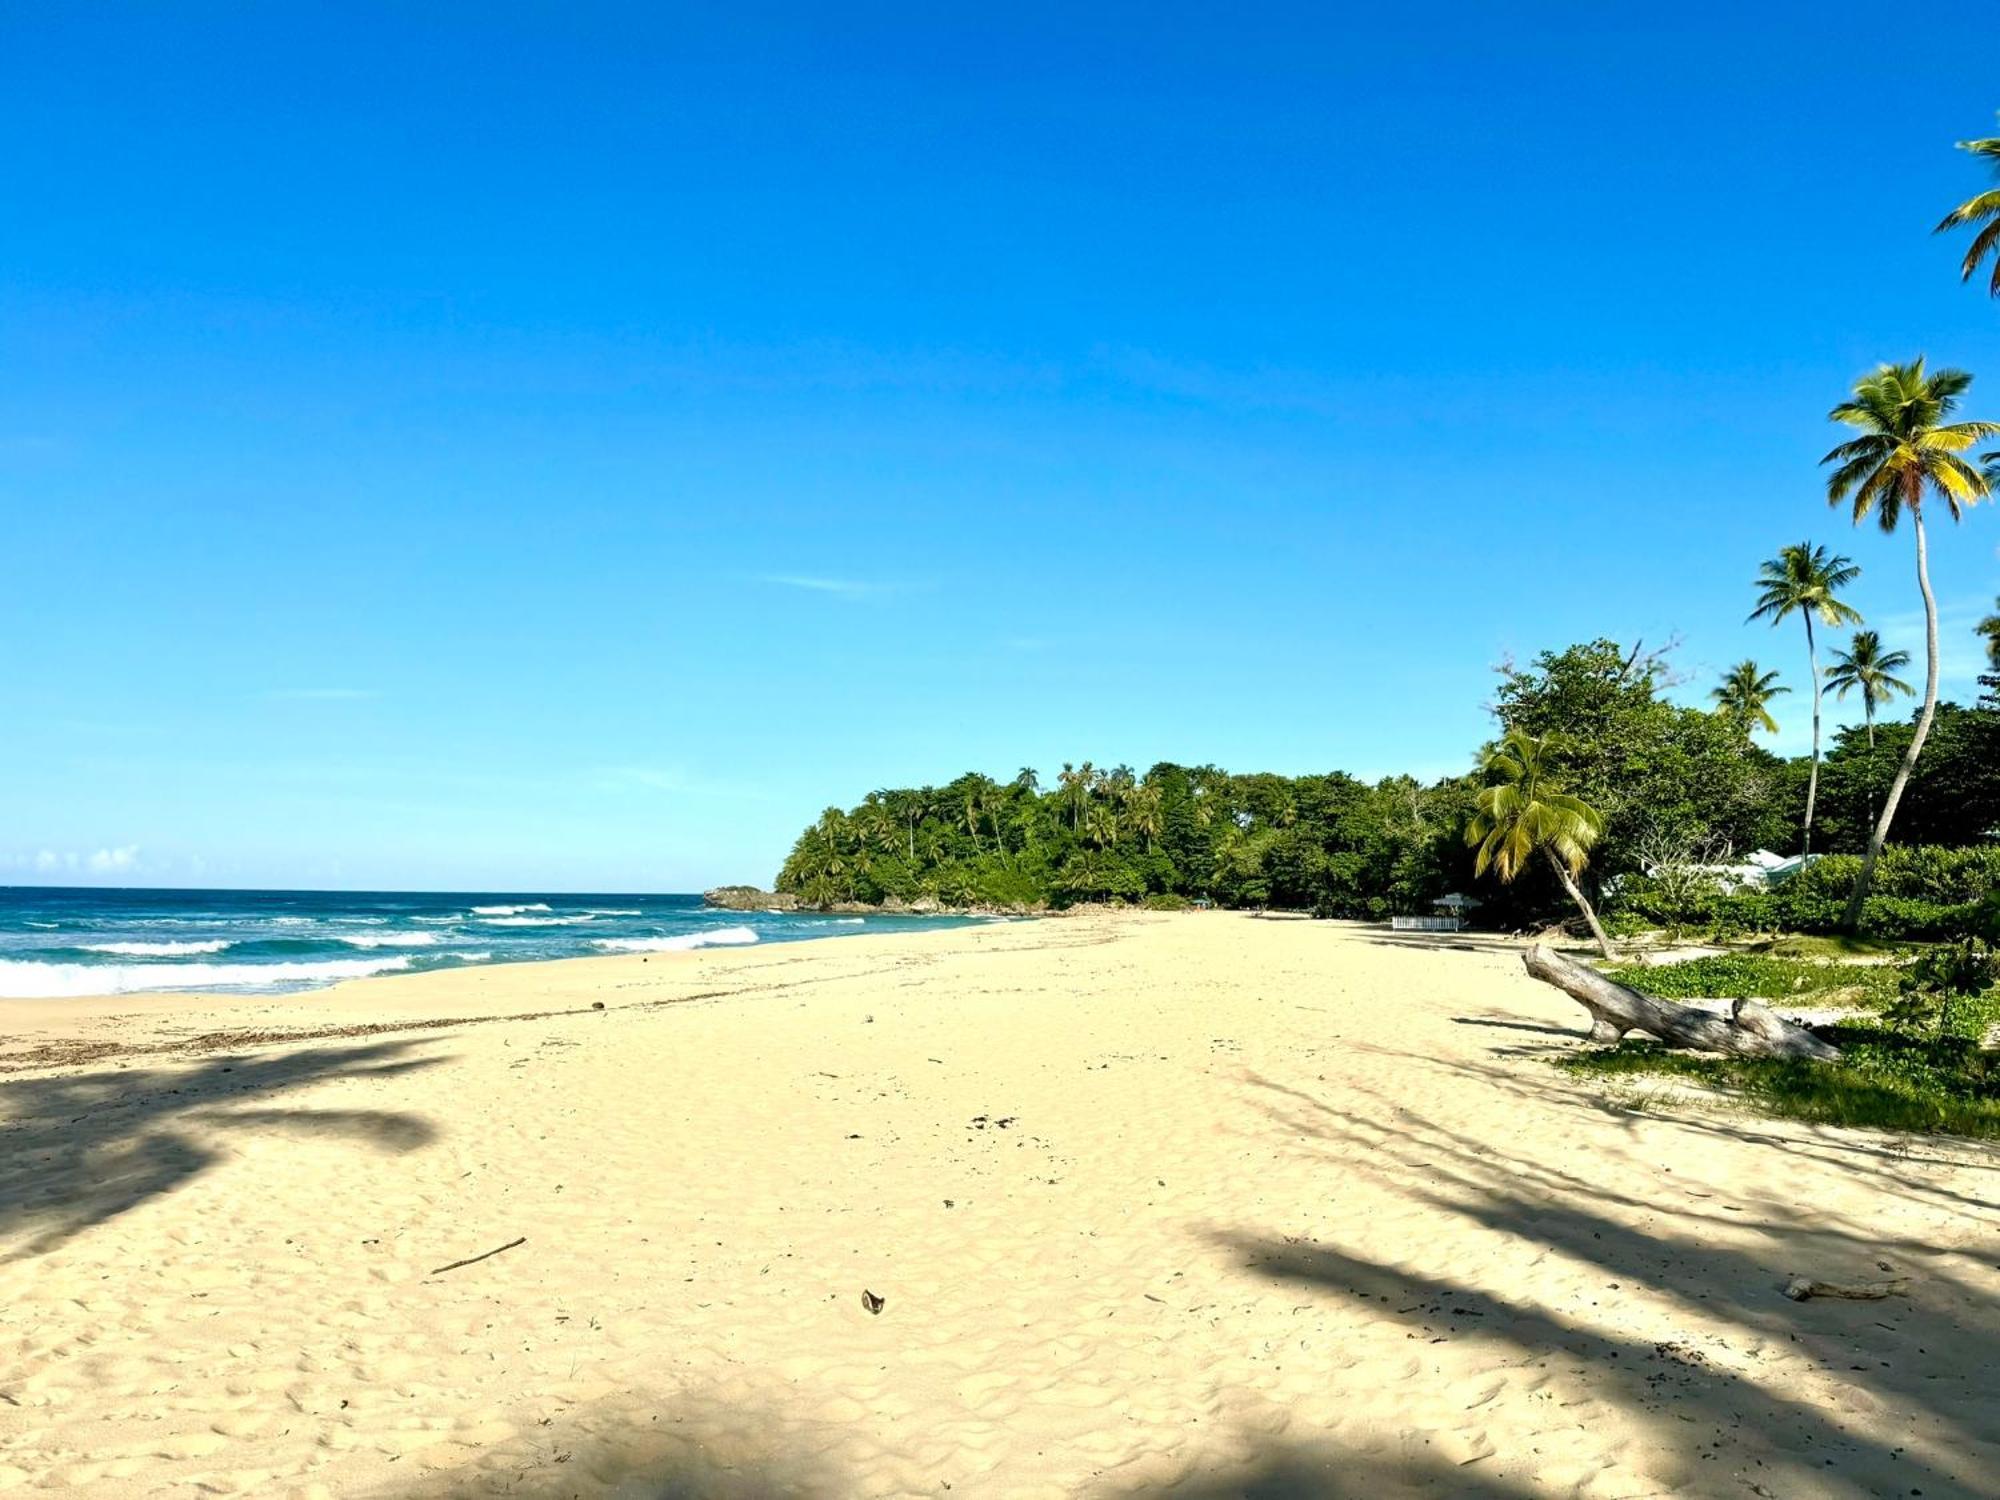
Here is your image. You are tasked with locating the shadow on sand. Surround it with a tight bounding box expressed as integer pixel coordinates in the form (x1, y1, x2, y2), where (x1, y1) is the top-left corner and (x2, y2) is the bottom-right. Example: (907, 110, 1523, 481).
(0, 1039, 443, 1258)
(1206, 1062, 2000, 1498)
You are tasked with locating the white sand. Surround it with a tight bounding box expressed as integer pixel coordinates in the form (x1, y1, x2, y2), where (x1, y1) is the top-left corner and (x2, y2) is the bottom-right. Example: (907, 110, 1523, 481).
(2, 913, 1996, 1497)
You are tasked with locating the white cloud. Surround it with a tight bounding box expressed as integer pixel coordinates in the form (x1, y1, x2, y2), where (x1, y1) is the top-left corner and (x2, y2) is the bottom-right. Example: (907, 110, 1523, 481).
(89, 845, 140, 873)
(753, 574, 896, 601)
(13, 845, 142, 877)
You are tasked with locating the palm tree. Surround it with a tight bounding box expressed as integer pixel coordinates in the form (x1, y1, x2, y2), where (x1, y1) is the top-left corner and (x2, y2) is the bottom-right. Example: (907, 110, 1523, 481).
(1747, 542, 1862, 855)
(1824, 358, 1999, 927)
(1979, 597, 2000, 671)
(1936, 120, 2000, 296)
(1466, 729, 1614, 960)
(1826, 629, 1914, 836)
(1124, 782, 1164, 853)
(1824, 630, 1914, 750)
(1711, 661, 1789, 735)
(1083, 800, 1119, 850)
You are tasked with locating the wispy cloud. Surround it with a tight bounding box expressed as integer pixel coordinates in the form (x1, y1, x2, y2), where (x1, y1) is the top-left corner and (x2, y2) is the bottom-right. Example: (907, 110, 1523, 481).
(753, 574, 902, 602)
(266, 688, 379, 701)
(591, 766, 767, 801)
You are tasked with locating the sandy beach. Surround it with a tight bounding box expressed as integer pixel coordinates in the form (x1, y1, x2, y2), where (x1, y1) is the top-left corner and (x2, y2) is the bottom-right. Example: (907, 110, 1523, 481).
(2, 913, 1996, 1498)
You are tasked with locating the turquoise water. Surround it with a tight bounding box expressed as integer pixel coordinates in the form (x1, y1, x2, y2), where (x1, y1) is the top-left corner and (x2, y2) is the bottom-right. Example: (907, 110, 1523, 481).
(0, 888, 986, 998)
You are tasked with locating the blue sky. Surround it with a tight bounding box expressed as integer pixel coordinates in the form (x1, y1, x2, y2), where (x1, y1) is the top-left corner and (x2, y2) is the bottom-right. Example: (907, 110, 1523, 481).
(3, 4, 1996, 891)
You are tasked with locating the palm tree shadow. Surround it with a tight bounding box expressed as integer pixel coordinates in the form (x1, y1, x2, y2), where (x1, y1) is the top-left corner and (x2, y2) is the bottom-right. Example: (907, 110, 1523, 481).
(0, 1039, 444, 1258)
(1211, 1068, 2000, 1498)
(385, 1389, 837, 1499)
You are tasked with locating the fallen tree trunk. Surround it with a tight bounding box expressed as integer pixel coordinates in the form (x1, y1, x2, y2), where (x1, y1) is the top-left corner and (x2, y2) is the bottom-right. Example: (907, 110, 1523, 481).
(1523, 945, 1842, 1061)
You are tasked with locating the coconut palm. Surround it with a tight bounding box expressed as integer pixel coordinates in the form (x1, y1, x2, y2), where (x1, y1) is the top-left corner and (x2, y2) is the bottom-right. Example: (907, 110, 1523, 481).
(1711, 661, 1789, 735)
(1824, 358, 1999, 927)
(1980, 597, 2000, 671)
(1083, 800, 1119, 851)
(1124, 782, 1164, 852)
(1747, 542, 1862, 855)
(1466, 729, 1613, 960)
(1826, 629, 1914, 835)
(1936, 121, 2000, 296)
(1824, 631, 1914, 749)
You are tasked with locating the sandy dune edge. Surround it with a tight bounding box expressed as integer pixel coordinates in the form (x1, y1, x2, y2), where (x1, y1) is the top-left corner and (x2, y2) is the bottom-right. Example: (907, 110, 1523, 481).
(2, 913, 1996, 1498)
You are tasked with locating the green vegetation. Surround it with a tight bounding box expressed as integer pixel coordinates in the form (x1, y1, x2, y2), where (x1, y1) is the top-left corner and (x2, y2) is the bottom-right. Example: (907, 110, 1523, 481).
(1710, 660, 1787, 734)
(778, 651, 2000, 929)
(777, 763, 1480, 915)
(1566, 903, 2000, 1139)
(1466, 731, 1611, 959)
(1602, 954, 1900, 1009)
(1559, 1033, 2000, 1139)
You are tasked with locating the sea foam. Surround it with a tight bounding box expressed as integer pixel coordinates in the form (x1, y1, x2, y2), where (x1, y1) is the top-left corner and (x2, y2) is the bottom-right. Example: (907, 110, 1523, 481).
(336, 931, 443, 948)
(591, 926, 761, 953)
(471, 903, 552, 916)
(0, 955, 413, 998)
(79, 939, 233, 957)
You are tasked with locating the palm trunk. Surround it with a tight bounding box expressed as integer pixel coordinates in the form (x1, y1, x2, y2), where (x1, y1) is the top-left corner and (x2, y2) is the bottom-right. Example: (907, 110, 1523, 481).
(1863, 704, 1877, 833)
(1842, 504, 1940, 931)
(1802, 613, 1820, 858)
(1545, 851, 1615, 961)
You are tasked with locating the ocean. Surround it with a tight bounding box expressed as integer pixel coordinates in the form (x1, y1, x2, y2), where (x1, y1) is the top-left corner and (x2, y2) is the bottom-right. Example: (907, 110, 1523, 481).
(0, 887, 983, 999)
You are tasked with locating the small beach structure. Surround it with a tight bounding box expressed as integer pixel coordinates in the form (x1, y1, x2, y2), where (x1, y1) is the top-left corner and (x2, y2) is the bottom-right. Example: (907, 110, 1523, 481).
(1391, 892, 1481, 933)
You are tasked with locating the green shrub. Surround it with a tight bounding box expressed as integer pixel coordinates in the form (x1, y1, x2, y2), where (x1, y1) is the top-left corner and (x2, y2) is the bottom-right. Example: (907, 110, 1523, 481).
(1604, 954, 1901, 1008)
(1559, 1035, 2000, 1138)
(1141, 892, 1192, 911)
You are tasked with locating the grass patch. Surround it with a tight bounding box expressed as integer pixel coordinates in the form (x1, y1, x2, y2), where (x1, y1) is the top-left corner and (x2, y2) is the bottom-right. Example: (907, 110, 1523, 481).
(1602, 954, 1902, 1010)
(1559, 1030, 2000, 1138)
(1750, 932, 1911, 961)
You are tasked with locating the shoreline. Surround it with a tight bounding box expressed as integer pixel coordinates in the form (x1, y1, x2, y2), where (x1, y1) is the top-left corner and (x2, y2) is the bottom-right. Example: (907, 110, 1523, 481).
(0, 918, 1012, 1066)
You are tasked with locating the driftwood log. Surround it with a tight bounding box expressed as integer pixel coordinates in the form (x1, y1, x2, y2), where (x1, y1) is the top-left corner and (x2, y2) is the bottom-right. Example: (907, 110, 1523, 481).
(1523, 945, 1842, 1062)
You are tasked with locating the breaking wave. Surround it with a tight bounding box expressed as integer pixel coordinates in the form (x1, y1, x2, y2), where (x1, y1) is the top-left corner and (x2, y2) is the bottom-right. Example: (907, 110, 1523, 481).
(591, 927, 761, 954)
(0, 955, 414, 998)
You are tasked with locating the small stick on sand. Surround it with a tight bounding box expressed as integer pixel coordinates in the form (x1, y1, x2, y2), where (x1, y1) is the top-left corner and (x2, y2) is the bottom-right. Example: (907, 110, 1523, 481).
(1783, 1276, 1908, 1302)
(429, 1236, 526, 1277)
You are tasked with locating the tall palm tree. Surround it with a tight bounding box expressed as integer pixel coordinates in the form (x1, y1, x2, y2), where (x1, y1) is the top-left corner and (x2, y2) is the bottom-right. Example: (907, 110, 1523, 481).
(1747, 542, 1862, 855)
(1823, 358, 1999, 927)
(1979, 597, 2000, 671)
(1466, 729, 1614, 960)
(1936, 120, 2000, 296)
(1825, 629, 1914, 836)
(1711, 661, 1789, 735)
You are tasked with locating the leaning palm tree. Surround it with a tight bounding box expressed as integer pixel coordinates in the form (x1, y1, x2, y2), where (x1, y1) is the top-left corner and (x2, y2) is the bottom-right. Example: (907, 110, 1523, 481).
(1466, 730, 1614, 960)
(1823, 358, 1999, 927)
(1936, 120, 2000, 296)
(1826, 629, 1914, 835)
(1711, 661, 1789, 735)
(1747, 543, 1862, 856)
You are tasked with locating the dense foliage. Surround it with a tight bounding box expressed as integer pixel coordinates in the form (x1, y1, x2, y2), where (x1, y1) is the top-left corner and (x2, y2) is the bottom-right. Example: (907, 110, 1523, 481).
(775, 639, 2000, 928)
(777, 762, 1478, 916)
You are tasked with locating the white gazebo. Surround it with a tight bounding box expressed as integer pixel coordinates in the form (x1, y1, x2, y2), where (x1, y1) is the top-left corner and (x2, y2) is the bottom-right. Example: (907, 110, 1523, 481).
(1392, 892, 1482, 933)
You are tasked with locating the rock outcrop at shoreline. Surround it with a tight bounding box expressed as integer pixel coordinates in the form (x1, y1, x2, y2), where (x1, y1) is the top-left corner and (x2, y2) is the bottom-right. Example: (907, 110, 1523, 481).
(701, 886, 800, 912)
